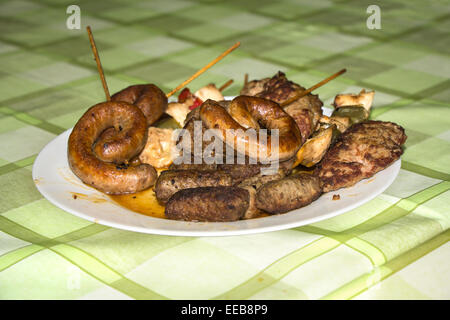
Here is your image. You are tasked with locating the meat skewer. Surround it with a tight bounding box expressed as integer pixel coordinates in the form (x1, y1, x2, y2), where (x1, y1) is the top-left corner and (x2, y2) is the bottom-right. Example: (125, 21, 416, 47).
(87, 26, 111, 101)
(218, 79, 234, 92)
(166, 42, 241, 98)
(279, 69, 346, 107)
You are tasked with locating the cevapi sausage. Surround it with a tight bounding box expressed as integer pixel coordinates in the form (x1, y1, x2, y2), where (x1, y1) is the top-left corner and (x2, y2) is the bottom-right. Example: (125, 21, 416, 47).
(94, 84, 168, 162)
(256, 173, 322, 214)
(154, 169, 233, 203)
(68, 101, 157, 194)
(199, 96, 302, 162)
(165, 186, 249, 222)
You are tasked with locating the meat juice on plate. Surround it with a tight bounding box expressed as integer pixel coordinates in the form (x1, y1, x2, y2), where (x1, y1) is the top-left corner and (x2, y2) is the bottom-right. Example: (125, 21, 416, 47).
(109, 188, 165, 219)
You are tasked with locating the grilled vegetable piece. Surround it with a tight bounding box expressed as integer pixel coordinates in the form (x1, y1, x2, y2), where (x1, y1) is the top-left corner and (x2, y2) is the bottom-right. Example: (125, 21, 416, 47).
(333, 89, 374, 112)
(318, 115, 351, 133)
(194, 83, 224, 102)
(294, 126, 333, 167)
(331, 106, 369, 125)
(166, 100, 192, 126)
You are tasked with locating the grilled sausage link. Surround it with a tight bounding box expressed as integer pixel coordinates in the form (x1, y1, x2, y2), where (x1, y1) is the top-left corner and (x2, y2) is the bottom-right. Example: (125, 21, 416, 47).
(199, 96, 302, 162)
(112, 84, 168, 126)
(256, 173, 322, 214)
(93, 84, 168, 163)
(165, 186, 250, 222)
(68, 101, 157, 194)
(154, 169, 234, 203)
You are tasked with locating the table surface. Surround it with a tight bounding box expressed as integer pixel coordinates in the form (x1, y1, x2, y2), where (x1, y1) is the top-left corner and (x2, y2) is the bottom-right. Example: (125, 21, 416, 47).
(0, 0, 449, 300)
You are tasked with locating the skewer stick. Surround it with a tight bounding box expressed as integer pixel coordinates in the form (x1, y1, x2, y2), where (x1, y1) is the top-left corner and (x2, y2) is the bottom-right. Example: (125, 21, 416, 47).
(280, 69, 346, 107)
(87, 26, 111, 101)
(218, 79, 234, 92)
(166, 42, 241, 98)
(244, 73, 249, 85)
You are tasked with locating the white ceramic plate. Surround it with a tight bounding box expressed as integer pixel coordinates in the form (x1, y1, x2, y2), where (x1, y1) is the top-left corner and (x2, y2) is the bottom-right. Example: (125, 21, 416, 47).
(32, 103, 401, 237)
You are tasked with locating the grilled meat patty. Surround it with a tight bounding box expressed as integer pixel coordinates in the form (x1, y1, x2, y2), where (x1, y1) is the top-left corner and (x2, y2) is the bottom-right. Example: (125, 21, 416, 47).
(318, 120, 407, 192)
(255, 173, 322, 214)
(165, 186, 250, 222)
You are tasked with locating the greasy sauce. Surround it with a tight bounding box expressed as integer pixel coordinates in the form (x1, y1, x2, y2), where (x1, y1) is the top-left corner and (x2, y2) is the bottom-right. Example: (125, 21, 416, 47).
(70, 192, 108, 203)
(109, 187, 166, 219)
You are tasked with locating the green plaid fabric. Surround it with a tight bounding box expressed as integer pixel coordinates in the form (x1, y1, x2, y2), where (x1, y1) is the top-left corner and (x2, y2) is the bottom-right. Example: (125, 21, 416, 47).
(0, 0, 449, 300)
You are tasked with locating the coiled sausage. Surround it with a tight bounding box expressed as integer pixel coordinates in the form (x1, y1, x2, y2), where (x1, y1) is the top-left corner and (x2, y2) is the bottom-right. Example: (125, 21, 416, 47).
(111, 84, 168, 126)
(199, 96, 302, 162)
(94, 84, 168, 163)
(68, 101, 157, 194)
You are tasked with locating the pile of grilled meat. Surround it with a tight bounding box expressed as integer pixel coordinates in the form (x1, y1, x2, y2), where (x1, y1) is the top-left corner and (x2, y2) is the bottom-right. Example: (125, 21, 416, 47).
(155, 72, 407, 222)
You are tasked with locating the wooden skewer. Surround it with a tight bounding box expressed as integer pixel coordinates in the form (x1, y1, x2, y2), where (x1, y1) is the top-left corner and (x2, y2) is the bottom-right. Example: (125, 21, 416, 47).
(280, 69, 347, 107)
(218, 79, 234, 92)
(244, 73, 249, 85)
(166, 42, 241, 98)
(87, 26, 111, 101)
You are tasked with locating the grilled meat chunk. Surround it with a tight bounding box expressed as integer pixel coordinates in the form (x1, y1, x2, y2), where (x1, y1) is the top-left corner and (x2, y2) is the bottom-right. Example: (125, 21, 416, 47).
(165, 186, 249, 222)
(318, 120, 407, 192)
(240, 78, 270, 96)
(240, 71, 323, 142)
(283, 105, 315, 144)
(256, 173, 322, 214)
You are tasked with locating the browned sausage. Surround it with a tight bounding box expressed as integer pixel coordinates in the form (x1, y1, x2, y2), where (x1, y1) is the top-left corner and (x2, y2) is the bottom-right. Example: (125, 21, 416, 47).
(154, 169, 233, 203)
(111, 84, 168, 126)
(92, 125, 146, 164)
(68, 101, 157, 194)
(199, 96, 302, 162)
(93, 84, 168, 162)
(256, 173, 322, 214)
(165, 186, 249, 222)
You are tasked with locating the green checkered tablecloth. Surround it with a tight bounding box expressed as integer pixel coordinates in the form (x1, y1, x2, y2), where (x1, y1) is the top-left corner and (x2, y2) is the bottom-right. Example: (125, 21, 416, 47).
(0, 0, 449, 300)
